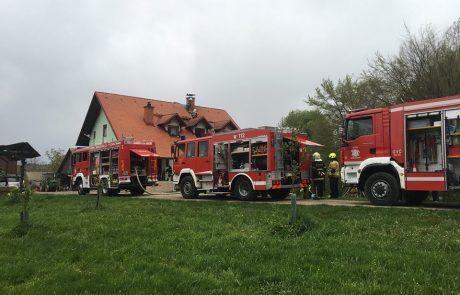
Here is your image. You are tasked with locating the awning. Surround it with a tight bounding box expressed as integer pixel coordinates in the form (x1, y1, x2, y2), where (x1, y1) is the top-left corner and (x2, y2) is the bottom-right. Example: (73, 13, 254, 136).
(282, 134, 324, 147)
(130, 149, 159, 157)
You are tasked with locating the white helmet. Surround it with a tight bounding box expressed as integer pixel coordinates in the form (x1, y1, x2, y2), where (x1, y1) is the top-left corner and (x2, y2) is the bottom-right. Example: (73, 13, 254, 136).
(313, 152, 321, 160)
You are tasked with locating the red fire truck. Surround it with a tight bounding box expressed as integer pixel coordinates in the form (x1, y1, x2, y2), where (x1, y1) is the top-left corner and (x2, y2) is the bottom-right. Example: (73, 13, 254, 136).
(341, 94, 460, 205)
(71, 140, 158, 196)
(172, 127, 322, 200)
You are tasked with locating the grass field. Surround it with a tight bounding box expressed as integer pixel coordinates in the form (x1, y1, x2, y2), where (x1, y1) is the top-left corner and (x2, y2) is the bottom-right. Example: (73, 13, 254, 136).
(1, 194, 459, 294)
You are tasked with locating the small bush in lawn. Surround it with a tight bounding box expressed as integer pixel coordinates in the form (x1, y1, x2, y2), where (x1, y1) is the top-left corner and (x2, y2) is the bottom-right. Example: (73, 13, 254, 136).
(271, 214, 315, 238)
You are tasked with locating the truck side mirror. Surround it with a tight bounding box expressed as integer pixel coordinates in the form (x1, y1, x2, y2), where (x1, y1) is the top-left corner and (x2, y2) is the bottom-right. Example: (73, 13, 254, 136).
(170, 145, 175, 155)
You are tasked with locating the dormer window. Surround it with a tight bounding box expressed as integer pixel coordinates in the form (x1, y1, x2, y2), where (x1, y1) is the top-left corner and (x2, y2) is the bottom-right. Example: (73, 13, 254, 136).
(195, 127, 206, 137)
(168, 125, 179, 137)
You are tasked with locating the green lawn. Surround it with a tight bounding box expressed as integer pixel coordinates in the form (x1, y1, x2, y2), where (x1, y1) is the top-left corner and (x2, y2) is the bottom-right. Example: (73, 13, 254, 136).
(1, 195, 459, 294)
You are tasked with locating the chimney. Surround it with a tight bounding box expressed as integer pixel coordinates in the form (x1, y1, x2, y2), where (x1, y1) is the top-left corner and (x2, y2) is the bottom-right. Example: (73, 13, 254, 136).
(186, 93, 195, 112)
(144, 102, 155, 126)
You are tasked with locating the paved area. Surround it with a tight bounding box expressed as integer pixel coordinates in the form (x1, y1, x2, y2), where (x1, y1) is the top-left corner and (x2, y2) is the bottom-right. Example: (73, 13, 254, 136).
(34, 181, 460, 210)
(137, 193, 460, 210)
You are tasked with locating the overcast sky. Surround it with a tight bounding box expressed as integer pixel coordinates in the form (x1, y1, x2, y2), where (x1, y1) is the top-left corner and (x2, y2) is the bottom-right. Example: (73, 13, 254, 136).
(1, 0, 459, 161)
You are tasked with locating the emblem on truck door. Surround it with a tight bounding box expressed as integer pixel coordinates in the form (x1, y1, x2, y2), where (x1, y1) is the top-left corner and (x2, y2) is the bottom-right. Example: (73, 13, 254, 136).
(351, 148, 360, 158)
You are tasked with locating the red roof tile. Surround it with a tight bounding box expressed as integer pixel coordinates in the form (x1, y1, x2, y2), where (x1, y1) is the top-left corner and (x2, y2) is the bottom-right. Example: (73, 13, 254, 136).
(156, 113, 186, 127)
(211, 120, 239, 131)
(78, 92, 239, 157)
(186, 116, 213, 129)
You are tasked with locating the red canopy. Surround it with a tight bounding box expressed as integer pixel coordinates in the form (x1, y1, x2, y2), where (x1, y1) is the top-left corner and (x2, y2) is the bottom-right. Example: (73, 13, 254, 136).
(282, 134, 324, 147)
(130, 149, 159, 157)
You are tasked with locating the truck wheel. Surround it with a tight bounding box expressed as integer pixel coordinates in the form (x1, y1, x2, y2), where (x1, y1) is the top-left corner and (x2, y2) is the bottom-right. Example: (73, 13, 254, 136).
(365, 172, 399, 205)
(180, 176, 198, 199)
(76, 179, 87, 196)
(270, 189, 291, 200)
(404, 191, 428, 205)
(234, 177, 256, 201)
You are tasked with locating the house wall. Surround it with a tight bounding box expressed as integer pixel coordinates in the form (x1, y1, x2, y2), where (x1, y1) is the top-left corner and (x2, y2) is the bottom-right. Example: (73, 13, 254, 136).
(89, 110, 117, 145)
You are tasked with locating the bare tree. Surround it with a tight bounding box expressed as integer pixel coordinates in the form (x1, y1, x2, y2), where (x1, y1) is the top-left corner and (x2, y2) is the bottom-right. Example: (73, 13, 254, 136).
(364, 19, 460, 104)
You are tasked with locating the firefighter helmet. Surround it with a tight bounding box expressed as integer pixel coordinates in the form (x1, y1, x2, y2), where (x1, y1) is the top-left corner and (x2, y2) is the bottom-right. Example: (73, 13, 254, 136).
(328, 152, 337, 159)
(313, 152, 321, 160)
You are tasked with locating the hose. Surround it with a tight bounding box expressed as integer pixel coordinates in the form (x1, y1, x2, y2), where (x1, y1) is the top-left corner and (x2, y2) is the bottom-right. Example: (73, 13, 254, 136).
(134, 168, 156, 196)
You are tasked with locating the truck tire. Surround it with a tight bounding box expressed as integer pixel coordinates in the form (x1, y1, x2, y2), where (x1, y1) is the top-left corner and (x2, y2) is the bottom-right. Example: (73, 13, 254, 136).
(364, 172, 399, 206)
(180, 176, 198, 199)
(404, 191, 428, 205)
(270, 189, 291, 200)
(76, 179, 87, 196)
(233, 177, 256, 201)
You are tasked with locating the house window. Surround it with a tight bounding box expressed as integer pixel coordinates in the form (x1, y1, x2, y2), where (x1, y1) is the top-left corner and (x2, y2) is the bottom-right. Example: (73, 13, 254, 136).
(186, 143, 195, 158)
(103, 124, 107, 137)
(195, 127, 206, 137)
(168, 125, 179, 137)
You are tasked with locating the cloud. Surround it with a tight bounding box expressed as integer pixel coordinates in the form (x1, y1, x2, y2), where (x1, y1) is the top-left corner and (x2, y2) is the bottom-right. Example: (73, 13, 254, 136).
(0, 0, 458, 160)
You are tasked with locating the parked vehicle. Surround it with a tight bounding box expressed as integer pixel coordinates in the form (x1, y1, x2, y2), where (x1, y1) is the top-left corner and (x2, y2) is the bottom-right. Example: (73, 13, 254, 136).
(40, 172, 58, 192)
(0, 175, 22, 189)
(172, 127, 322, 200)
(341, 94, 460, 205)
(71, 140, 158, 196)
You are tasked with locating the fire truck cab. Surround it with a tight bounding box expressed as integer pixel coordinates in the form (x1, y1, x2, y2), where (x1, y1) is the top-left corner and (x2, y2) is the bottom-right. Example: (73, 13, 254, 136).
(172, 127, 322, 201)
(341, 94, 460, 205)
(71, 140, 158, 196)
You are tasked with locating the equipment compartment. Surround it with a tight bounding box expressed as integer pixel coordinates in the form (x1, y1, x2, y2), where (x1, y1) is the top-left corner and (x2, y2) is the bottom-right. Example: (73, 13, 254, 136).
(406, 112, 442, 172)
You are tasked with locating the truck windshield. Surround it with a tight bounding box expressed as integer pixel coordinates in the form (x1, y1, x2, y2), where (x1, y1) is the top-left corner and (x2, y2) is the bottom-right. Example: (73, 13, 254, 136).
(346, 117, 373, 140)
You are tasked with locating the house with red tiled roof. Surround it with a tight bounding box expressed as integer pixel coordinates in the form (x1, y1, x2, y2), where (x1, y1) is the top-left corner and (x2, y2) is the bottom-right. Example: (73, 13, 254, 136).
(76, 92, 239, 179)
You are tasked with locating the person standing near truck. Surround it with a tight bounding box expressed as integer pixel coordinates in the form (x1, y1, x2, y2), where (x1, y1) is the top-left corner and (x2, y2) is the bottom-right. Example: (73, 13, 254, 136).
(311, 152, 325, 199)
(328, 153, 340, 198)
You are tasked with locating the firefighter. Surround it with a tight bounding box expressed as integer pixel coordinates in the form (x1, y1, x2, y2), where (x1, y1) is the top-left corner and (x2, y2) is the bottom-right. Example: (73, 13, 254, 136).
(327, 152, 340, 198)
(311, 152, 325, 199)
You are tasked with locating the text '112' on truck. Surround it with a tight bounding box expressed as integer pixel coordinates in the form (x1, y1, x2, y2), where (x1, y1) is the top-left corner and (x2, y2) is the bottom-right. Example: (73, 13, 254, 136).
(341, 94, 460, 205)
(71, 140, 158, 196)
(172, 127, 323, 200)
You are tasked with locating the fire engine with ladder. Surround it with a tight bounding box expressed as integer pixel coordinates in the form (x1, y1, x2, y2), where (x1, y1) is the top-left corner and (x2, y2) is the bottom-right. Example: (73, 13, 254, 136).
(341, 94, 460, 205)
(172, 127, 322, 200)
(71, 140, 158, 196)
